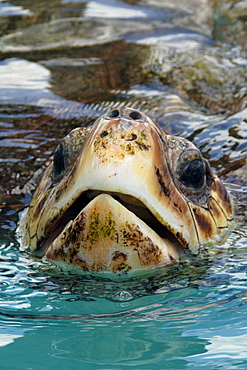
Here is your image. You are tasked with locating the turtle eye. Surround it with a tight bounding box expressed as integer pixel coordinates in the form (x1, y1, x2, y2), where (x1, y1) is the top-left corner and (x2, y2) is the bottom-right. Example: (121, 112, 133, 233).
(53, 142, 65, 177)
(180, 159, 205, 189)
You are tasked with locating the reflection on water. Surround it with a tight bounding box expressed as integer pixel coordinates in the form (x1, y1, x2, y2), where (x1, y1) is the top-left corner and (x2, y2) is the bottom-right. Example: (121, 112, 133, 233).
(0, 58, 86, 111)
(0, 277, 247, 369)
(0, 58, 51, 103)
(84, 0, 155, 19)
(0, 0, 247, 369)
(0, 1, 31, 17)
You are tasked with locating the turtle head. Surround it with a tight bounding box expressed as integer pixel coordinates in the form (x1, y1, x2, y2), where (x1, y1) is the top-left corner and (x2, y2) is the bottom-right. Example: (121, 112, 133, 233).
(20, 108, 233, 278)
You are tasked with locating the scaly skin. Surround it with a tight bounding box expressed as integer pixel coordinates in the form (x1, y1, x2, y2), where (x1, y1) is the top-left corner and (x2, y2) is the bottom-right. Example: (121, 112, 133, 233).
(19, 108, 233, 278)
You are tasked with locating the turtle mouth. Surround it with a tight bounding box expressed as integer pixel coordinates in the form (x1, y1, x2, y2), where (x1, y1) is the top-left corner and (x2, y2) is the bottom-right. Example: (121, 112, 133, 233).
(37, 190, 182, 257)
(86, 190, 180, 242)
(22, 107, 233, 277)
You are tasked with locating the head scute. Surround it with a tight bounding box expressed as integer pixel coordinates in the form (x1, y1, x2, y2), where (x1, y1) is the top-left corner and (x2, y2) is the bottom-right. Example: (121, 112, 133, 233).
(19, 108, 233, 279)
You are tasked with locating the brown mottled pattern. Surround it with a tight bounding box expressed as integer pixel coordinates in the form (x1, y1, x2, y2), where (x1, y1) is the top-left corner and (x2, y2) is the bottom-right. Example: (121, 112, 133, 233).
(155, 167, 171, 198)
(212, 178, 233, 219)
(193, 208, 214, 235)
(208, 197, 228, 228)
(175, 231, 189, 249)
(93, 125, 151, 162)
(190, 204, 217, 242)
(134, 241, 163, 266)
(111, 251, 131, 274)
(20, 108, 234, 278)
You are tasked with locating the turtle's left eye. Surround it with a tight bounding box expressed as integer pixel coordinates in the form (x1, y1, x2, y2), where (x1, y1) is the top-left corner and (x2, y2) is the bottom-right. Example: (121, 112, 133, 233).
(53, 142, 65, 177)
(180, 159, 205, 189)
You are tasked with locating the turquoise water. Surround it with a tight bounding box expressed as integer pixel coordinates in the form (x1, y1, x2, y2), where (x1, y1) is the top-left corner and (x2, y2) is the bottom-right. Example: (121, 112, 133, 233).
(0, 218, 247, 368)
(0, 0, 247, 369)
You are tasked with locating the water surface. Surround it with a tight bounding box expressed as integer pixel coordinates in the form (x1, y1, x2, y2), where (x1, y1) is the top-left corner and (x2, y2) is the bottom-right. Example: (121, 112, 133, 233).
(0, 1, 247, 369)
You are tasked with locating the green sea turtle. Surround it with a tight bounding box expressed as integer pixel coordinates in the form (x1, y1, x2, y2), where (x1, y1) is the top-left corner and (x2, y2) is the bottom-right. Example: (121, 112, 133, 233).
(19, 108, 233, 278)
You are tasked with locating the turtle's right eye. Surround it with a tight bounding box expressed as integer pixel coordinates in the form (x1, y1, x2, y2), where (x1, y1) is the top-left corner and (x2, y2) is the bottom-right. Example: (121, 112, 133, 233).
(53, 142, 65, 177)
(180, 159, 205, 189)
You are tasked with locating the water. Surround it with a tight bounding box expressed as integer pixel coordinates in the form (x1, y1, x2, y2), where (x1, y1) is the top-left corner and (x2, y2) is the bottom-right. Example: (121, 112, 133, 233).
(0, 0, 247, 369)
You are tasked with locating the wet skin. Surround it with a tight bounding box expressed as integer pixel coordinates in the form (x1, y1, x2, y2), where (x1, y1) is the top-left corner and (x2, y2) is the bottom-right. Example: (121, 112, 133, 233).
(19, 108, 233, 279)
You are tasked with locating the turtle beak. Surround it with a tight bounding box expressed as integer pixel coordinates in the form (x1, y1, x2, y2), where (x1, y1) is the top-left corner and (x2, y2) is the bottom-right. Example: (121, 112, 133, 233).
(46, 193, 181, 278)
(24, 108, 233, 279)
(42, 108, 199, 277)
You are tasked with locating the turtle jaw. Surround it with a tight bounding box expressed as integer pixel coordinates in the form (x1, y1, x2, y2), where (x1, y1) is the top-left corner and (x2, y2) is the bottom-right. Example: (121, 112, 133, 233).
(23, 108, 233, 278)
(45, 193, 181, 278)
(27, 110, 200, 274)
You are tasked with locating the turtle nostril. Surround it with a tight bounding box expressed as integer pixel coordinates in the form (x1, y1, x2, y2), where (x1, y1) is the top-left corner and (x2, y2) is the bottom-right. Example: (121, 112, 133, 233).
(129, 111, 142, 120)
(108, 109, 119, 118)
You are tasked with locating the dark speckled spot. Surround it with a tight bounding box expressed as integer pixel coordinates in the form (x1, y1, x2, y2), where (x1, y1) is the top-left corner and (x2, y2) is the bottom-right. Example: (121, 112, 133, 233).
(136, 242, 162, 265)
(112, 251, 127, 260)
(176, 232, 189, 248)
(168, 254, 177, 263)
(156, 167, 171, 197)
(33, 195, 47, 219)
(100, 130, 109, 138)
(55, 187, 63, 201)
(193, 208, 213, 236)
(136, 142, 149, 150)
(125, 133, 137, 141)
(112, 252, 126, 266)
(111, 251, 131, 274)
(74, 256, 89, 271)
(173, 202, 183, 213)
